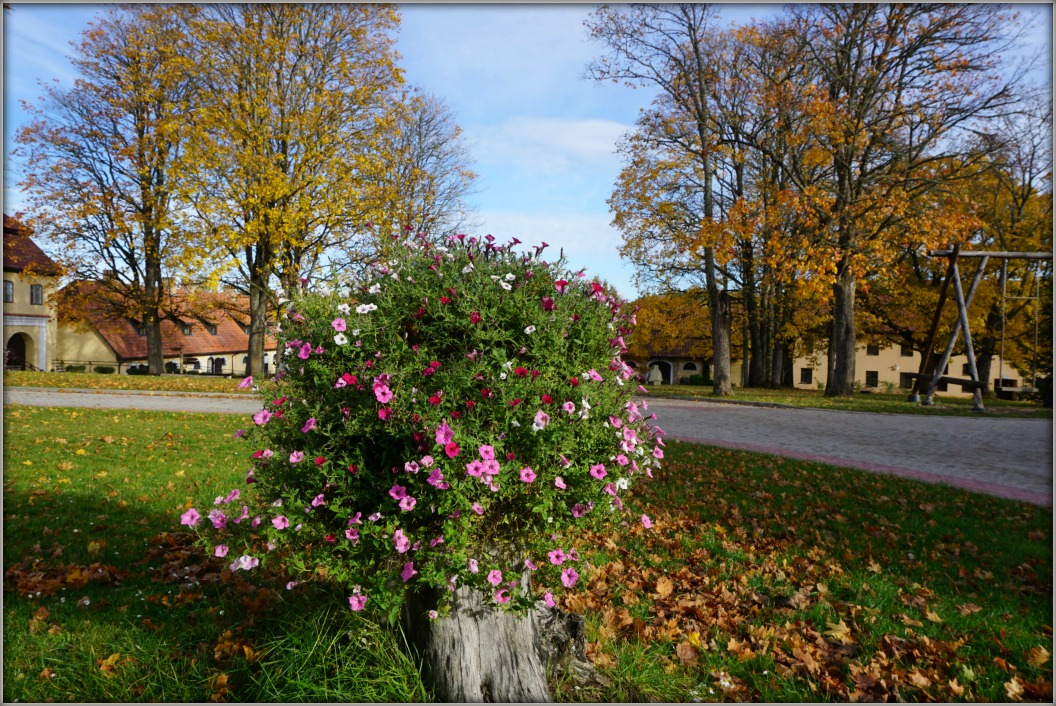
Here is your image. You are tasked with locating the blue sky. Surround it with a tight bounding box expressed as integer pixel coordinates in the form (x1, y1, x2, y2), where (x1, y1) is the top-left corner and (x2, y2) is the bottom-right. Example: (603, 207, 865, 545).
(3, 4, 1051, 299)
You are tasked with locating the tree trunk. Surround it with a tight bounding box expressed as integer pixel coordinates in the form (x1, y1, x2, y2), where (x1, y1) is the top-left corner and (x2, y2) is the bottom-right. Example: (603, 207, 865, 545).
(402, 582, 607, 702)
(826, 265, 857, 397)
(247, 276, 268, 377)
(711, 288, 733, 396)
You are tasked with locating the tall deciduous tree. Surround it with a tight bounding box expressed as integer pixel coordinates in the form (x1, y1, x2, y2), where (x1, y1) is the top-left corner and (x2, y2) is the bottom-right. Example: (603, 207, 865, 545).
(351, 88, 479, 263)
(586, 3, 736, 396)
(771, 4, 1025, 396)
(179, 4, 402, 376)
(16, 5, 199, 374)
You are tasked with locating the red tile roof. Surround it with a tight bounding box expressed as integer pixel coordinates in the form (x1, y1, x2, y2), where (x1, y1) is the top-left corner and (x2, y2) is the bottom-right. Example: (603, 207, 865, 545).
(3, 214, 61, 276)
(63, 281, 277, 362)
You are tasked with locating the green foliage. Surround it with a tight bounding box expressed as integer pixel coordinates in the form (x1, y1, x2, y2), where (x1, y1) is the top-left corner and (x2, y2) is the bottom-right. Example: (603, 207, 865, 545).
(189, 234, 661, 620)
(93, 366, 115, 374)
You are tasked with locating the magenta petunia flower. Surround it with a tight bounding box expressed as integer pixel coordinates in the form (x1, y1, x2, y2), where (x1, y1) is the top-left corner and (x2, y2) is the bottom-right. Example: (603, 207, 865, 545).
(590, 463, 607, 479)
(214, 544, 229, 558)
(465, 460, 484, 477)
(298, 342, 312, 360)
(253, 409, 272, 426)
(393, 529, 410, 553)
(468, 558, 479, 574)
(378, 406, 393, 421)
(562, 401, 575, 414)
(444, 441, 460, 458)
(471, 502, 484, 515)
(332, 317, 347, 332)
(494, 589, 510, 604)
(238, 375, 253, 389)
(548, 548, 566, 565)
(435, 420, 454, 445)
(289, 451, 305, 464)
(349, 594, 367, 611)
(519, 467, 536, 483)
(571, 503, 588, 518)
(389, 484, 407, 500)
(399, 496, 417, 511)
(301, 417, 317, 433)
(470, 311, 481, 324)
(401, 562, 418, 582)
(478, 444, 495, 460)
(543, 591, 556, 608)
(561, 567, 579, 588)
(311, 493, 326, 507)
(487, 569, 503, 586)
(208, 509, 227, 529)
(272, 515, 289, 529)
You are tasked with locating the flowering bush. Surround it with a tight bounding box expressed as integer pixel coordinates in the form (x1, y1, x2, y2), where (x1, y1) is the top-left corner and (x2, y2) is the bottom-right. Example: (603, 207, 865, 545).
(182, 233, 662, 620)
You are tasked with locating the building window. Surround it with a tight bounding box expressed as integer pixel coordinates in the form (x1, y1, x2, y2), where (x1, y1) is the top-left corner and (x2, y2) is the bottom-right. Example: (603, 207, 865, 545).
(3, 280, 13, 303)
(182, 324, 192, 335)
(682, 362, 698, 372)
(30, 284, 43, 305)
(134, 321, 146, 336)
(206, 324, 218, 336)
(865, 370, 879, 387)
(800, 368, 813, 385)
(899, 372, 914, 389)
(866, 344, 880, 356)
(900, 344, 913, 357)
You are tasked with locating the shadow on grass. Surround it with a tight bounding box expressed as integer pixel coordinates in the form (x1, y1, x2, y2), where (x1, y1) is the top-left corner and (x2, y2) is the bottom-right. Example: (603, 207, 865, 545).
(3, 486, 429, 703)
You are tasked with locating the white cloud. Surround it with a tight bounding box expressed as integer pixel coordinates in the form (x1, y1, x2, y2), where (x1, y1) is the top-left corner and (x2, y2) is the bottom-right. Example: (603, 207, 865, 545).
(470, 116, 629, 171)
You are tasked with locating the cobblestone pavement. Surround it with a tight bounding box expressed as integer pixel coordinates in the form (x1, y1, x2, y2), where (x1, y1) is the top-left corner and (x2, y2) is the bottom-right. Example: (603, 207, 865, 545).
(5, 387, 1052, 505)
(643, 397, 1053, 506)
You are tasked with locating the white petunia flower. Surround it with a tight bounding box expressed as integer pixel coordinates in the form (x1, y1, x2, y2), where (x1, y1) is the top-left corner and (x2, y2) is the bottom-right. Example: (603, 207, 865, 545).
(500, 282, 512, 290)
(337, 303, 351, 314)
(504, 273, 515, 281)
(356, 304, 377, 314)
(368, 283, 382, 294)
(524, 325, 536, 334)
(334, 333, 348, 345)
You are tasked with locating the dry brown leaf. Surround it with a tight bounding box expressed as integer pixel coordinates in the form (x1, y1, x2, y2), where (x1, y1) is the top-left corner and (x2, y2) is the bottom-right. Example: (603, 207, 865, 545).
(909, 669, 932, 688)
(676, 640, 699, 665)
(38, 667, 56, 680)
(655, 576, 674, 599)
(867, 559, 882, 573)
(925, 609, 943, 623)
(948, 678, 965, 697)
(1028, 646, 1051, 668)
(825, 619, 855, 644)
(957, 602, 983, 616)
(1005, 676, 1025, 702)
(901, 613, 923, 627)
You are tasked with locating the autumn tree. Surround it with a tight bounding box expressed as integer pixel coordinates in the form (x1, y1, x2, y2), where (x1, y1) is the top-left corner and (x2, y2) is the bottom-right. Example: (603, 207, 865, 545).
(178, 4, 402, 376)
(348, 88, 479, 265)
(15, 5, 201, 374)
(759, 5, 1027, 396)
(587, 4, 736, 396)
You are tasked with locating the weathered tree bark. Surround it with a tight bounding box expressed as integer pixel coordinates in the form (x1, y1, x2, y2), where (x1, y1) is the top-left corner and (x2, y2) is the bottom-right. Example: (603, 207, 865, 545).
(402, 582, 607, 702)
(826, 262, 857, 397)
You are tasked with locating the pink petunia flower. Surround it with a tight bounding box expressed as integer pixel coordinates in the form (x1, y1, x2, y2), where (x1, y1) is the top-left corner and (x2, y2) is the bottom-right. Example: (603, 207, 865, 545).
(562, 401, 576, 414)
(311, 493, 326, 507)
(471, 502, 484, 515)
(561, 567, 579, 588)
(478, 444, 495, 460)
(345, 527, 360, 542)
(642, 514, 653, 529)
(571, 503, 588, 518)
(389, 484, 407, 500)
(543, 591, 556, 608)
(525, 558, 538, 570)
(494, 589, 510, 604)
(378, 407, 393, 421)
(548, 548, 566, 565)
(214, 544, 229, 558)
(401, 562, 418, 582)
(532, 410, 550, 431)
(301, 417, 317, 433)
(487, 569, 503, 586)
(468, 558, 479, 574)
(399, 496, 417, 511)
(349, 594, 367, 611)
(332, 317, 347, 332)
(393, 529, 410, 553)
(435, 420, 454, 445)
(444, 441, 460, 458)
(273, 515, 290, 529)
(465, 460, 484, 477)
(590, 463, 607, 479)
(238, 375, 253, 389)
(253, 409, 272, 426)
(519, 467, 536, 483)
(289, 451, 305, 464)
(374, 383, 393, 404)
(554, 476, 567, 489)
(298, 342, 312, 360)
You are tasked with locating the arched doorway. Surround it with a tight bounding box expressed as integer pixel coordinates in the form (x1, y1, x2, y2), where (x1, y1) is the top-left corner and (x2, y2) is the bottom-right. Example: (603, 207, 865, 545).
(649, 360, 673, 385)
(5, 333, 30, 370)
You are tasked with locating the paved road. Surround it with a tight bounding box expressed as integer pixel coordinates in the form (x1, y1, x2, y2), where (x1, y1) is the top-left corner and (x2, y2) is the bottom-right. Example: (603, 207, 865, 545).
(643, 397, 1053, 506)
(4, 387, 1052, 505)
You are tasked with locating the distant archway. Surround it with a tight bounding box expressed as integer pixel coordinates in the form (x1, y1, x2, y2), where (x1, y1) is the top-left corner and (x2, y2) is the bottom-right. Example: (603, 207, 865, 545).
(5, 332, 30, 370)
(649, 360, 673, 385)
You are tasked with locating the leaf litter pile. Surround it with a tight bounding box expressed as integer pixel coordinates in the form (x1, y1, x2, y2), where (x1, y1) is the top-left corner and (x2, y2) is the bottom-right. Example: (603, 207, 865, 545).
(558, 441, 1052, 702)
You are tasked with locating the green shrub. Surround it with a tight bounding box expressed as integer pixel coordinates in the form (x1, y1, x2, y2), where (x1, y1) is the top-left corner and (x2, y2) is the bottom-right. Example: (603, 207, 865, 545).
(94, 365, 116, 374)
(184, 233, 661, 622)
(64, 365, 86, 373)
(686, 374, 709, 386)
(127, 366, 149, 376)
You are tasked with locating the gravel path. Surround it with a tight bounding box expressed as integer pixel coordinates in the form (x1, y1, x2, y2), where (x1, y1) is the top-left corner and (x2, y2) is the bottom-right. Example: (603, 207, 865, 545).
(5, 387, 1052, 505)
(644, 397, 1053, 506)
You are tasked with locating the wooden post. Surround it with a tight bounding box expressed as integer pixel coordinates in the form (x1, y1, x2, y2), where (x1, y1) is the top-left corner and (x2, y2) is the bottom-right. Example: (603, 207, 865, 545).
(924, 256, 990, 408)
(910, 244, 960, 402)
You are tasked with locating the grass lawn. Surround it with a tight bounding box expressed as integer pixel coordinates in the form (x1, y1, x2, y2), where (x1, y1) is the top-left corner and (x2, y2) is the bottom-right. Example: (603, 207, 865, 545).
(4, 370, 254, 395)
(645, 384, 1052, 419)
(4, 406, 1051, 702)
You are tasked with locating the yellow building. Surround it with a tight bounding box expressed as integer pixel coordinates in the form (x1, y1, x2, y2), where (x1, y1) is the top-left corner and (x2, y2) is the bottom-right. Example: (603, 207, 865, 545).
(3, 215, 60, 371)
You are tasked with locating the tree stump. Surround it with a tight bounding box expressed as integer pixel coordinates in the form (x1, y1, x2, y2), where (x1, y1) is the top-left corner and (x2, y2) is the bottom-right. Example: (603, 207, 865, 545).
(402, 582, 607, 702)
